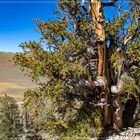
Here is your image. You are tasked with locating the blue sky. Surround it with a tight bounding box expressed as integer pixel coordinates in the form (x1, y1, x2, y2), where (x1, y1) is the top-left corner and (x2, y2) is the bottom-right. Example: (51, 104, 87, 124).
(0, 0, 128, 52)
(0, 0, 57, 52)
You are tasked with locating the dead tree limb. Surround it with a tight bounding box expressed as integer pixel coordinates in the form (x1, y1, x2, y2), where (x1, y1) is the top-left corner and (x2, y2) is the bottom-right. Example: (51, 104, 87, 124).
(123, 27, 139, 46)
(101, 0, 118, 7)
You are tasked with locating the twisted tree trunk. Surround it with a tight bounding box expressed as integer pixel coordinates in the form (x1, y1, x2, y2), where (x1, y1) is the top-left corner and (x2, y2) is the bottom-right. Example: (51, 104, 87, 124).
(89, 0, 110, 128)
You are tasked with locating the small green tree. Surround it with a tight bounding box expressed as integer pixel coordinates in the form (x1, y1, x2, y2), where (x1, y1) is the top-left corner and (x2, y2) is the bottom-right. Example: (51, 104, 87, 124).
(0, 94, 22, 139)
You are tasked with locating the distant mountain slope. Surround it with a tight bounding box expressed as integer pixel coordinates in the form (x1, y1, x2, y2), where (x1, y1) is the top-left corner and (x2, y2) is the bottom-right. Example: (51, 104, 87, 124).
(0, 52, 35, 102)
(0, 52, 33, 84)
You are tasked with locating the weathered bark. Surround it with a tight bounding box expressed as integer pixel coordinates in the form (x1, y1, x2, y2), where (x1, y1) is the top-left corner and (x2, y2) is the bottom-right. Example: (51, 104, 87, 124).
(85, 0, 139, 131)
(89, 0, 110, 128)
(111, 48, 125, 130)
(110, 14, 139, 130)
(112, 95, 123, 130)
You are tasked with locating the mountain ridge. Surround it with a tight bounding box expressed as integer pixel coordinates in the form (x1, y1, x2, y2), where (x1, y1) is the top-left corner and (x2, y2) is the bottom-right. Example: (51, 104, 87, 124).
(0, 52, 35, 101)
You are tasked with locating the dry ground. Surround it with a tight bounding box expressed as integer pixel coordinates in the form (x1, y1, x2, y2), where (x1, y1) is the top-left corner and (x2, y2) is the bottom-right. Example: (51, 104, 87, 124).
(0, 52, 36, 104)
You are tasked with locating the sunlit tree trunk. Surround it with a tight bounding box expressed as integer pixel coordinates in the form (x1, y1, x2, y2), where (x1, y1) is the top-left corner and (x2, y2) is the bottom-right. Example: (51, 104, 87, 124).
(89, 0, 110, 128)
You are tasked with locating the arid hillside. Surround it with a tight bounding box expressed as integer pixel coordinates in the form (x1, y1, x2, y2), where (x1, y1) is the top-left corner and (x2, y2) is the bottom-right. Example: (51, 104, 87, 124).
(0, 52, 35, 102)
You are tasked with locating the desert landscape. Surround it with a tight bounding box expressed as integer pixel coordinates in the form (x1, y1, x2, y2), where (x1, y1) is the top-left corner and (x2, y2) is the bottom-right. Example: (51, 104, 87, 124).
(0, 52, 35, 103)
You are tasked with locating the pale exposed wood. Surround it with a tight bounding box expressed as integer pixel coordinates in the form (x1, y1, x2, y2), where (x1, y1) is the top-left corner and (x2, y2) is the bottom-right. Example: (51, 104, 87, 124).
(123, 27, 138, 46)
(90, 0, 105, 42)
(111, 48, 125, 129)
(89, 0, 106, 76)
(113, 95, 123, 130)
(101, 0, 118, 7)
(89, 0, 110, 127)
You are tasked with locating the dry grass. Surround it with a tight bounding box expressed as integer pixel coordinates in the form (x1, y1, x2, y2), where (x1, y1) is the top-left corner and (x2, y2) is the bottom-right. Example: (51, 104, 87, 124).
(0, 82, 35, 90)
(0, 82, 36, 102)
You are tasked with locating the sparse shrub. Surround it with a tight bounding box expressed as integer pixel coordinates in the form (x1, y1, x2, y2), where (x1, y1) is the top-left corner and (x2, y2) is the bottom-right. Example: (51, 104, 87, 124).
(0, 94, 22, 139)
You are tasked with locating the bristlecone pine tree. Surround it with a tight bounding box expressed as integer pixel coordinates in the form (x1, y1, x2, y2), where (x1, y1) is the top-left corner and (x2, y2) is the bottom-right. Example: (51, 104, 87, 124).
(13, 0, 140, 139)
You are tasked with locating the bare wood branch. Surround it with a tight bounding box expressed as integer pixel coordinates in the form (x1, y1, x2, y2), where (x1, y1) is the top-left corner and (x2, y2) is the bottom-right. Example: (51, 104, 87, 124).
(89, 0, 110, 127)
(89, 0, 106, 76)
(101, 0, 118, 7)
(68, 76, 108, 92)
(81, 0, 85, 6)
(94, 76, 108, 90)
(113, 95, 123, 130)
(123, 27, 138, 46)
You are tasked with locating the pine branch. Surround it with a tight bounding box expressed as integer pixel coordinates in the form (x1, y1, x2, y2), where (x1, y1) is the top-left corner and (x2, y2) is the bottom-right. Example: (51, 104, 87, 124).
(123, 27, 139, 46)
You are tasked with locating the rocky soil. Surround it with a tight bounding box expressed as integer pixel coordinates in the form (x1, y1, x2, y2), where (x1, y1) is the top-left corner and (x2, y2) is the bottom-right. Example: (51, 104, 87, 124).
(103, 127, 140, 140)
